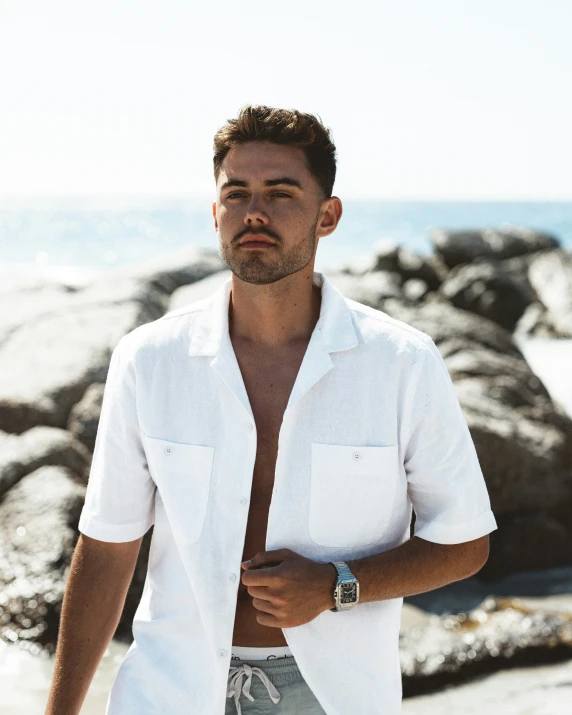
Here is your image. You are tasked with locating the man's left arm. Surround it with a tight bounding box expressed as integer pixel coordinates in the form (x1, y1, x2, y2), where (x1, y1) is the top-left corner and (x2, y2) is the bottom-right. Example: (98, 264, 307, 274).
(240, 534, 490, 626)
(342, 533, 489, 604)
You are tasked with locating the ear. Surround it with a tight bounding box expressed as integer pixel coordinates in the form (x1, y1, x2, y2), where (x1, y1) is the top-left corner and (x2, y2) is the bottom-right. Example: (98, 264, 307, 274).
(212, 201, 218, 231)
(316, 196, 342, 239)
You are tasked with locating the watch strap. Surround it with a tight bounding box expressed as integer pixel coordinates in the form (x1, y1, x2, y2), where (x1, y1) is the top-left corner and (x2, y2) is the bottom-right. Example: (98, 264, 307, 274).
(329, 561, 359, 612)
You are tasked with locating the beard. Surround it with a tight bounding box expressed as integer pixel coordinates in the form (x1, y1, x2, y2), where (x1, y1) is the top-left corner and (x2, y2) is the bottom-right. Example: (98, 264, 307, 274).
(219, 216, 319, 286)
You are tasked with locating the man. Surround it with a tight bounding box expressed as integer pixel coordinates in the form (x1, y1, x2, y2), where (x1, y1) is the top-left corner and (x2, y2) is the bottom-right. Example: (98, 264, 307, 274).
(45, 105, 497, 715)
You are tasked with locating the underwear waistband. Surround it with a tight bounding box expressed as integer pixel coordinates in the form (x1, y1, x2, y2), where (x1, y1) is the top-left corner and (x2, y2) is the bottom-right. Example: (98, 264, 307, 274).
(230, 644, 293, 660)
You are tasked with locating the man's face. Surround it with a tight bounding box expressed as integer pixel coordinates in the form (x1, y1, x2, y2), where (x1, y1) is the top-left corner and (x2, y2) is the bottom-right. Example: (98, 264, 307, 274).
(213, 141, 331, 285)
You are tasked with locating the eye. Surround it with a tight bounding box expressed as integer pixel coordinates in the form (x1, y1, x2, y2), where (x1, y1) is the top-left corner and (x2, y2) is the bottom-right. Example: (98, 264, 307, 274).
(272, 192, 291, 198)
(226, 192, 246, 199)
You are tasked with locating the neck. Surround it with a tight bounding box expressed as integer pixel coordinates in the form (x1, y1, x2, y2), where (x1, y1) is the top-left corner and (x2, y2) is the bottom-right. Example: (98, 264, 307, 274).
(228, 270, 322, 349)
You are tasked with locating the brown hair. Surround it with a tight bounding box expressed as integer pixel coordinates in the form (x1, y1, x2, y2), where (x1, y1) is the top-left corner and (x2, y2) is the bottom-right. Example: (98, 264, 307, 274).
(213, 104, 337, 198)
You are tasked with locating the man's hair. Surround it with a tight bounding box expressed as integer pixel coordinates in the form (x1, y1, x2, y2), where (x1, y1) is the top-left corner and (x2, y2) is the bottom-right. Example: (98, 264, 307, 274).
(213, 104, 337, 198)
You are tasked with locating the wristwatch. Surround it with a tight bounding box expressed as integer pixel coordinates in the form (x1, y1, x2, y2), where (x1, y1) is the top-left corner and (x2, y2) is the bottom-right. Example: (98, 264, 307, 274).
(328, 561, 360, 612)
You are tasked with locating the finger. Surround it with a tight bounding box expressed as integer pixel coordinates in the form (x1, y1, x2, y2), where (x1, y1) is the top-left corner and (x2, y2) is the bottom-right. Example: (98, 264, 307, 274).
(251, 597, 277, 614)
(244, 549, 292, 568)
(256, 611, 281, 627)
(241, 564, 282, 586)
(245, 585, 274, 599)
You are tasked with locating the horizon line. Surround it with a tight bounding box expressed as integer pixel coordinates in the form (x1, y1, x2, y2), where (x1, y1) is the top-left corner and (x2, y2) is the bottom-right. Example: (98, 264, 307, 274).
(2, 193, 572, 208)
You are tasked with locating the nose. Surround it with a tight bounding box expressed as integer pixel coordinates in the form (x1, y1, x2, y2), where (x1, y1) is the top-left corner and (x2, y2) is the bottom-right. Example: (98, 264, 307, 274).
(244, 195, 269, 226)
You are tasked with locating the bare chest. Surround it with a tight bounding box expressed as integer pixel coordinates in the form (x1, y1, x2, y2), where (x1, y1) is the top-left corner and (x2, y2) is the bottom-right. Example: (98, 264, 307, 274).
(232, 341, 308, 503)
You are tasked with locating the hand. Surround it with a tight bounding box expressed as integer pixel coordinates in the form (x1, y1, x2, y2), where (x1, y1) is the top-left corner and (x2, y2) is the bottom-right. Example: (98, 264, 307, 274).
(240, 548, 337, 628)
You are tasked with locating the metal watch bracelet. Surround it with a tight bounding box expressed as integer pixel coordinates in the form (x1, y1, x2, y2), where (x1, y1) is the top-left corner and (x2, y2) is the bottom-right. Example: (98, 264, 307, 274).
(329, 560, 359, 612)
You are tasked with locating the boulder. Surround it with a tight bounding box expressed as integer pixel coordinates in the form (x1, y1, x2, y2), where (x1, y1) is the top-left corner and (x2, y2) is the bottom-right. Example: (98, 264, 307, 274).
(0, 466, 86, 653)
(528, 248, 572, 337)
(513, 301, 560, 339)
(438, 259, 537, 331)
(430, 227, 559, 269)
(324, 270, 408, 309)
(0, 464, 153, 654)
(400, 596, 572, 696)
(0, 426, 92, 499)
(370, 299, 572, 578)
(341, 239, 442, 291)
(169, 269, 233, 311)
(0, 248, 226, 434)
(67, 383, 105, 453)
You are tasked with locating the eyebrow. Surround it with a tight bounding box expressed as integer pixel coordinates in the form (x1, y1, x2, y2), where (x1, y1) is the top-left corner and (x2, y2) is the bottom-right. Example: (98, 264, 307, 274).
(220, 177, 303, 191)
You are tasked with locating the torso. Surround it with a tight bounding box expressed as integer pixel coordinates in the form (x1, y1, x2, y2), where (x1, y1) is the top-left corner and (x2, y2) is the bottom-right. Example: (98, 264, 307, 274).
(230, 337, 310, 647)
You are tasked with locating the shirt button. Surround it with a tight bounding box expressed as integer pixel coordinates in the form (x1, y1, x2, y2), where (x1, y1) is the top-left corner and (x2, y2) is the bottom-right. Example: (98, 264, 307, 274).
(247, 422, 254, 431)
(164, 446, 172, 455)
(229, 573, 236, 582)
(352, 451, 361, 461)
(239, 497, 248, 505)
(218, 649, 227, 658)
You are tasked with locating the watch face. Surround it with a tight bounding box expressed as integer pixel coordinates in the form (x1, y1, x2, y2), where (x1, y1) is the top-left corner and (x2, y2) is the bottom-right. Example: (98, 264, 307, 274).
(340, 582, 357, 603)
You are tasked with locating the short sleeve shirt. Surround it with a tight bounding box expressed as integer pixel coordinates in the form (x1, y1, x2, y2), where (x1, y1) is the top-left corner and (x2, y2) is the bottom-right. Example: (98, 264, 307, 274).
(78, 271, 497, 715)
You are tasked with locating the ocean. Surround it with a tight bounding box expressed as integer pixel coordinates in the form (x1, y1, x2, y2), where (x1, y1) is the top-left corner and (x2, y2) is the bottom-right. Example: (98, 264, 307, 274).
(1, 199, 572, 285)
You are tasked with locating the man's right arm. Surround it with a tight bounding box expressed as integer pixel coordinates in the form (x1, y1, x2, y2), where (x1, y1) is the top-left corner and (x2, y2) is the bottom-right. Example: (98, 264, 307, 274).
(44, 532, 144, 715)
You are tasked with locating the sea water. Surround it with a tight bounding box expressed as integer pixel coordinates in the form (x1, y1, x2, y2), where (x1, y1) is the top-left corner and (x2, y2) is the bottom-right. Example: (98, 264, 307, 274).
(1, 199, 571, 285)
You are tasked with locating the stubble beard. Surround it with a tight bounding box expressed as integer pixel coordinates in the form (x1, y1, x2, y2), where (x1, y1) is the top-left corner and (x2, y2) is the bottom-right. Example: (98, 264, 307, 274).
(219, 217, 319, 286)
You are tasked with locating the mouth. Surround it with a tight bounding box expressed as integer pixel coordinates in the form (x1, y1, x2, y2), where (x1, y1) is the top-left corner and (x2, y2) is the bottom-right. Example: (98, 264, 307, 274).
(239, 234, 277, 249)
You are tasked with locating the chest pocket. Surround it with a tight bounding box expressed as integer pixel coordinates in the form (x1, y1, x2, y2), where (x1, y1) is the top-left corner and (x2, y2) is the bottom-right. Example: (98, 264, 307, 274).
(141, 434, 214, 545)
(309, 443, 400, 548)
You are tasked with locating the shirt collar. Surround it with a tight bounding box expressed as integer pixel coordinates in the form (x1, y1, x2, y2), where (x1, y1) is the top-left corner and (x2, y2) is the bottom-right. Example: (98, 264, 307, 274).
(188, 270, 358, 357)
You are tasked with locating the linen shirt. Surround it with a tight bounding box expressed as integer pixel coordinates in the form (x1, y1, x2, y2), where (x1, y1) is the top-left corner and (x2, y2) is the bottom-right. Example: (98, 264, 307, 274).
(78, 270, 498, 715)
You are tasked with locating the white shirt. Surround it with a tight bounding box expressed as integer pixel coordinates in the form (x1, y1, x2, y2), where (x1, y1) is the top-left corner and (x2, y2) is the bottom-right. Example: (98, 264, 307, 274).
(78, 270, 497, 715)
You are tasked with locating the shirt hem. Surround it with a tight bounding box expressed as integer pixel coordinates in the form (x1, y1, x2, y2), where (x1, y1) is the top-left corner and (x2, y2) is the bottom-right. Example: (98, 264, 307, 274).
(78, 511, 154, 542)
(413, 508, 498, 544)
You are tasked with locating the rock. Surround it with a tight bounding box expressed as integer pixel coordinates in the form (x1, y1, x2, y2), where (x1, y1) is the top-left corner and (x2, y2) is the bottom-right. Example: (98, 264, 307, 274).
(438, 259, 537, 331)
(0, 278, 77, 345)
(169, 269, 233, 311)
(0, 466, 87, 653)
(402, 658, 572, 713)
(0, 464, 153, 655)
(0, 426, 92, 499)
(528, 248, 572, 337)
(367, 240, 442, 291)
(374, 299, 572, 578)
(381, 298, 523, 359)
(403, 278, 429, 302)
(424, 253, 450, 283)
(397, 247, 442, 291)
(513, 301, 560, 339)
(400, 596, 572, 696)
(67, 383, 105, 453)
(430, 227, 559, 269)
(325, 271, 407, 308)
(336, 240, 441, 293)
(0, 248, 225, 434)
(335, 252, 379, 277)
(85, 244, 225, 297)
(371, 238, 400, 271)
(485, 513, 572, 578)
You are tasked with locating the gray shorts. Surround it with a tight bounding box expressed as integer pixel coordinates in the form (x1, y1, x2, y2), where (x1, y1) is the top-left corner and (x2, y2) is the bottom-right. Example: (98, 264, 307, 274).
(225, 656, 327, 715)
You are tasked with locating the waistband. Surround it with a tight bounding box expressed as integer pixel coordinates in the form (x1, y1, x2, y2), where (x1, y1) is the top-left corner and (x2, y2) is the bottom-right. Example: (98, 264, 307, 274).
(231, 644, 293, 661)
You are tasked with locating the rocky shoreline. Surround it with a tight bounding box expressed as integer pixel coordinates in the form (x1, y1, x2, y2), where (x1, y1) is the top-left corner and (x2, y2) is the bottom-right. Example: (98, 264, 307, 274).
(1, 227, 572, 695)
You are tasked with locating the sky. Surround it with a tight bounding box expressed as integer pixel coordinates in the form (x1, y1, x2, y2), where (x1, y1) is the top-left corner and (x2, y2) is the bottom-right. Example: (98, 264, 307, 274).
(1, 0, 571, 201)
